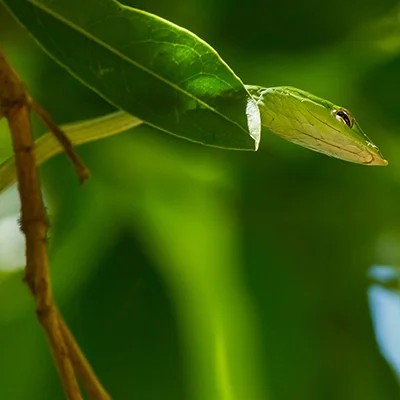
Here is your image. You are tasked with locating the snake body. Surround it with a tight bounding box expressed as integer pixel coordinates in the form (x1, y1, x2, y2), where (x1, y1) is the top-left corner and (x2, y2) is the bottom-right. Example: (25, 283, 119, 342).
(0, 86, 387, 194)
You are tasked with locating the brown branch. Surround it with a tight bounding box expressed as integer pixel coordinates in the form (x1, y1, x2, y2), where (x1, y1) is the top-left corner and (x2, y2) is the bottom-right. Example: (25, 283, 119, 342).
(29, 99, 90, 183)
(57, 310, 111, 400)
(0, 48, 110, 399)
(7, 101, 83, 400)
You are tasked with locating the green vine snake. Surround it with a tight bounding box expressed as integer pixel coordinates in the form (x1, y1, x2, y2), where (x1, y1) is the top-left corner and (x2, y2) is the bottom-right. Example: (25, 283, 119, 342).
(0, 85, 387, 194)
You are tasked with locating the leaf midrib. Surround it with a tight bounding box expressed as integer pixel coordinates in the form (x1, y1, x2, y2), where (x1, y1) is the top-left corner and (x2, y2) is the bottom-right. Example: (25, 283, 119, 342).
(28, 0, 249, 134)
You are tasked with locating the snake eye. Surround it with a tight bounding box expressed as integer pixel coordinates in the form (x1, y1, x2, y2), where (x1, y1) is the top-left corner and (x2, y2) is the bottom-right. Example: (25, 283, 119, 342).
(334, 109, 353, 128)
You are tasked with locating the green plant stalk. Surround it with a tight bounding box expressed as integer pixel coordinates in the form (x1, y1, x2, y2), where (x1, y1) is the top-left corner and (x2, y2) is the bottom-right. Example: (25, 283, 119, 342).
(0, 111, 142, 193)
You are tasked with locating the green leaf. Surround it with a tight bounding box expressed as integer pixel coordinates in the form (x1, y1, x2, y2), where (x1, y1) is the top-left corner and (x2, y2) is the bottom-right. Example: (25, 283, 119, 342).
(2, 0, 260, 150)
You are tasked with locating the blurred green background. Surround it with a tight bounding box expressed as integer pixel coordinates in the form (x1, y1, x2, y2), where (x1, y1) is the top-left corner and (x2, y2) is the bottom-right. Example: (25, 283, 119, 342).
(1, 0, 400, 399)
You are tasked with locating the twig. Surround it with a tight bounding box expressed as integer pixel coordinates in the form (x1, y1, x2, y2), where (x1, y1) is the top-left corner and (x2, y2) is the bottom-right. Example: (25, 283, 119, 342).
(7, 98, 83, 400)
(57, 309, 111, 400)
(29, 99, 90, 183)
(0, 47, 109, 399)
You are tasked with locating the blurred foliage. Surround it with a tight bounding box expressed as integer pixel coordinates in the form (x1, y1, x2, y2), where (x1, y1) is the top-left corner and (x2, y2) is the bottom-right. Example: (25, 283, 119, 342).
(1, 1, 400, 400)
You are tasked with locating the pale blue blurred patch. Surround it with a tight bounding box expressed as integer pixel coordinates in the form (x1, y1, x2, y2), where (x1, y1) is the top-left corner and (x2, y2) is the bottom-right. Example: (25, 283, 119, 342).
(368, 265, 400, 378)
(369, 265, 400, 282)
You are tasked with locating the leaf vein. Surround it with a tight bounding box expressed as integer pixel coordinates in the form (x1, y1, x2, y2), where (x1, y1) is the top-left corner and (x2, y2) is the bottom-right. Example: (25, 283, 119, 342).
(27, 0, 247, 133)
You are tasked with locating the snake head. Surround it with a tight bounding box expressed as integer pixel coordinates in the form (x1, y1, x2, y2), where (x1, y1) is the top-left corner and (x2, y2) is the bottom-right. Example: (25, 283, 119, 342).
(247, 86, 388, 166)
